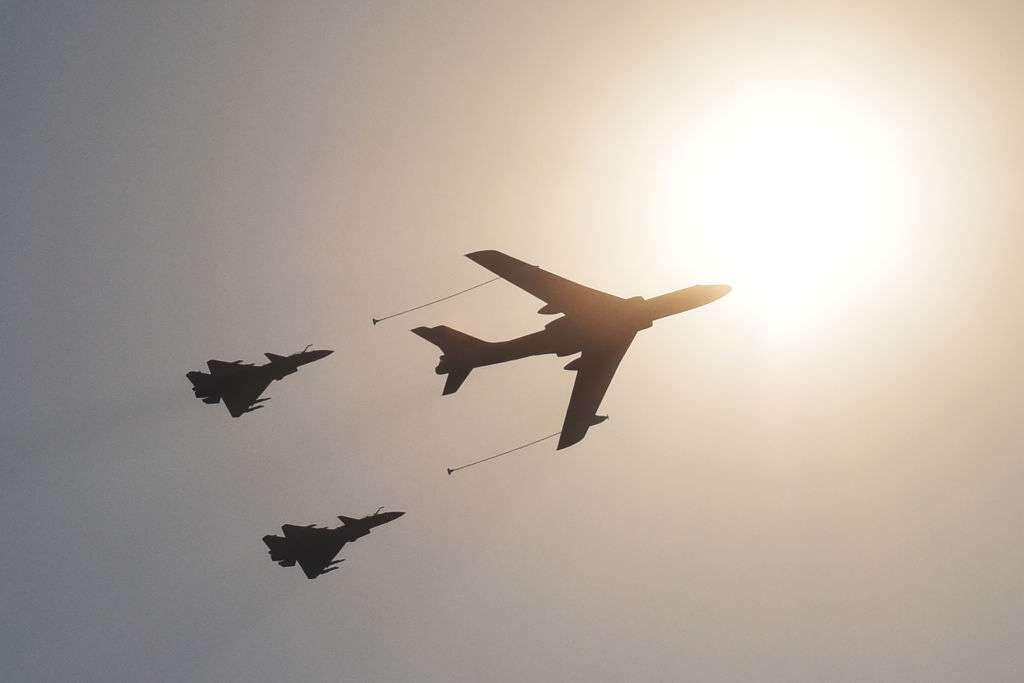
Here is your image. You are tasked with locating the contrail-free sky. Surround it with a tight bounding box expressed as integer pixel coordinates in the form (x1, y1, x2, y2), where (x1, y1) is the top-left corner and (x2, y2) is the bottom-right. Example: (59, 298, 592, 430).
(3, 3, 1022, 681)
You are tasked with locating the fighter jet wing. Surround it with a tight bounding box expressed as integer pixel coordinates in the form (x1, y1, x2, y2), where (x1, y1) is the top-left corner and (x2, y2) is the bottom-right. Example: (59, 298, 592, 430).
(466, 250, 622, 315)
(296, 547, 344, 579)
(267, 528, 346, 578)
(290, 533, 347, 579)
(207, 359, 248, 374)
(557, 334, 635, 449)
(219, 372, 273, 418)
(281, 524, 318, 539)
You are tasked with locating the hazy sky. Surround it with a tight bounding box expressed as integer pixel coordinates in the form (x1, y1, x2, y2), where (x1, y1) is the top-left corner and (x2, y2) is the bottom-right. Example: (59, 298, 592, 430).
(3, 2, 1022, 681)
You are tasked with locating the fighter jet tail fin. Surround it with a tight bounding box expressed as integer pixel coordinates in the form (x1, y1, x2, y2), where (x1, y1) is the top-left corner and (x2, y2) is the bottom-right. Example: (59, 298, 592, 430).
(338, 515, 361, 525)
(411, 325, 488, 395)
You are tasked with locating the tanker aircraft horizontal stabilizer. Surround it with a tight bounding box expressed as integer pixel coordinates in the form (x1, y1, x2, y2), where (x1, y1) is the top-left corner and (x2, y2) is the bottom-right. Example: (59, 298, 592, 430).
(262, 509, 405, 579)
(413, 250, 730, 449)
(186, 345, 332, 417)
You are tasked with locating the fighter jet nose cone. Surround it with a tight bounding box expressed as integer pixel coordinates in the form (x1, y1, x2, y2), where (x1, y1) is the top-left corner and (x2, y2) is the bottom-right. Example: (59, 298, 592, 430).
(368, 510, 406, 525)
(711, 284, 732, 299)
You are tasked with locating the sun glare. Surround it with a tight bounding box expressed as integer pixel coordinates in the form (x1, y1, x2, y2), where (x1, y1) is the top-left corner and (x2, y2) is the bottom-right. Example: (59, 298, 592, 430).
(650, 83, 918, 340)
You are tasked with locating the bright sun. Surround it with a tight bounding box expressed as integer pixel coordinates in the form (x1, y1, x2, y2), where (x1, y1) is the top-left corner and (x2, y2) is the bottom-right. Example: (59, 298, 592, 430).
(648, 82, 919, 339)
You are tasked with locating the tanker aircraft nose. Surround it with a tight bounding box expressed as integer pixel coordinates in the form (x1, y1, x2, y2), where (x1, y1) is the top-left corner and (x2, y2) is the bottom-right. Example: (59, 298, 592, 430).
(707, 284, 732, 301)
(644, 283, 732, 321)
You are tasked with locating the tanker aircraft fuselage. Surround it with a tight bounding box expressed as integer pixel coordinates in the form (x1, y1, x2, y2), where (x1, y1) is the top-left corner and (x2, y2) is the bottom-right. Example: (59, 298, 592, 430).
(413, 251, 730, 449)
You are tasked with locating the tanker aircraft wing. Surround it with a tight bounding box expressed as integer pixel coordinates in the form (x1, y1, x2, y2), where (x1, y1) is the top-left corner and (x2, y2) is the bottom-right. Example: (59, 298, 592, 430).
(558, 334, 635, 449)
(466, 250, 622, 316)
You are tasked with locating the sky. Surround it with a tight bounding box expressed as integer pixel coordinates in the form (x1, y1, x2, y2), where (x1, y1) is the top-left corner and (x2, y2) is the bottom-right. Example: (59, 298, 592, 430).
(2, 2, 1022, 681)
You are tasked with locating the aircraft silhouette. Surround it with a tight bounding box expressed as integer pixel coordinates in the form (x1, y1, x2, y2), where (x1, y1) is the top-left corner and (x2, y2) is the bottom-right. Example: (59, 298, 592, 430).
(413, 250, 730, 449)
(262, 509, 405, 579)
(186, 345, 333, 417)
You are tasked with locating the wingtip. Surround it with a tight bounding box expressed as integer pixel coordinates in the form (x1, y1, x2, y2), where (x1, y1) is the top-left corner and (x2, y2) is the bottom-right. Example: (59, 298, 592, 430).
(464, 249, 501, 263)
(556, 433, 583, 450)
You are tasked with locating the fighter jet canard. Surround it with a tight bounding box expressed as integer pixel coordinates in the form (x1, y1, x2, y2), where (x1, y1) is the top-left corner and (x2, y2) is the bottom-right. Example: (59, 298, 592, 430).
(262, 509, 405, 579)
(413, 250, 731, 450)
(186, 345, 333, 417)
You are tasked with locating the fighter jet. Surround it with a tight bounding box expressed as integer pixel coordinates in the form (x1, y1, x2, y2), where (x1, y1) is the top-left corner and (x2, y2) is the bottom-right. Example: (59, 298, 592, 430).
(413, 250, 730, 449)
(186, 345, 332, 417)
(262, 509, 405, 579)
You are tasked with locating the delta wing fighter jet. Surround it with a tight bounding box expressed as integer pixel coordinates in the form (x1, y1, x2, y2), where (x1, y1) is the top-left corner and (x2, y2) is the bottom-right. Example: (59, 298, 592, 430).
(262, 509, 405, 579)
(186, 345, 332, 417)
(413, 251, 730, 449)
